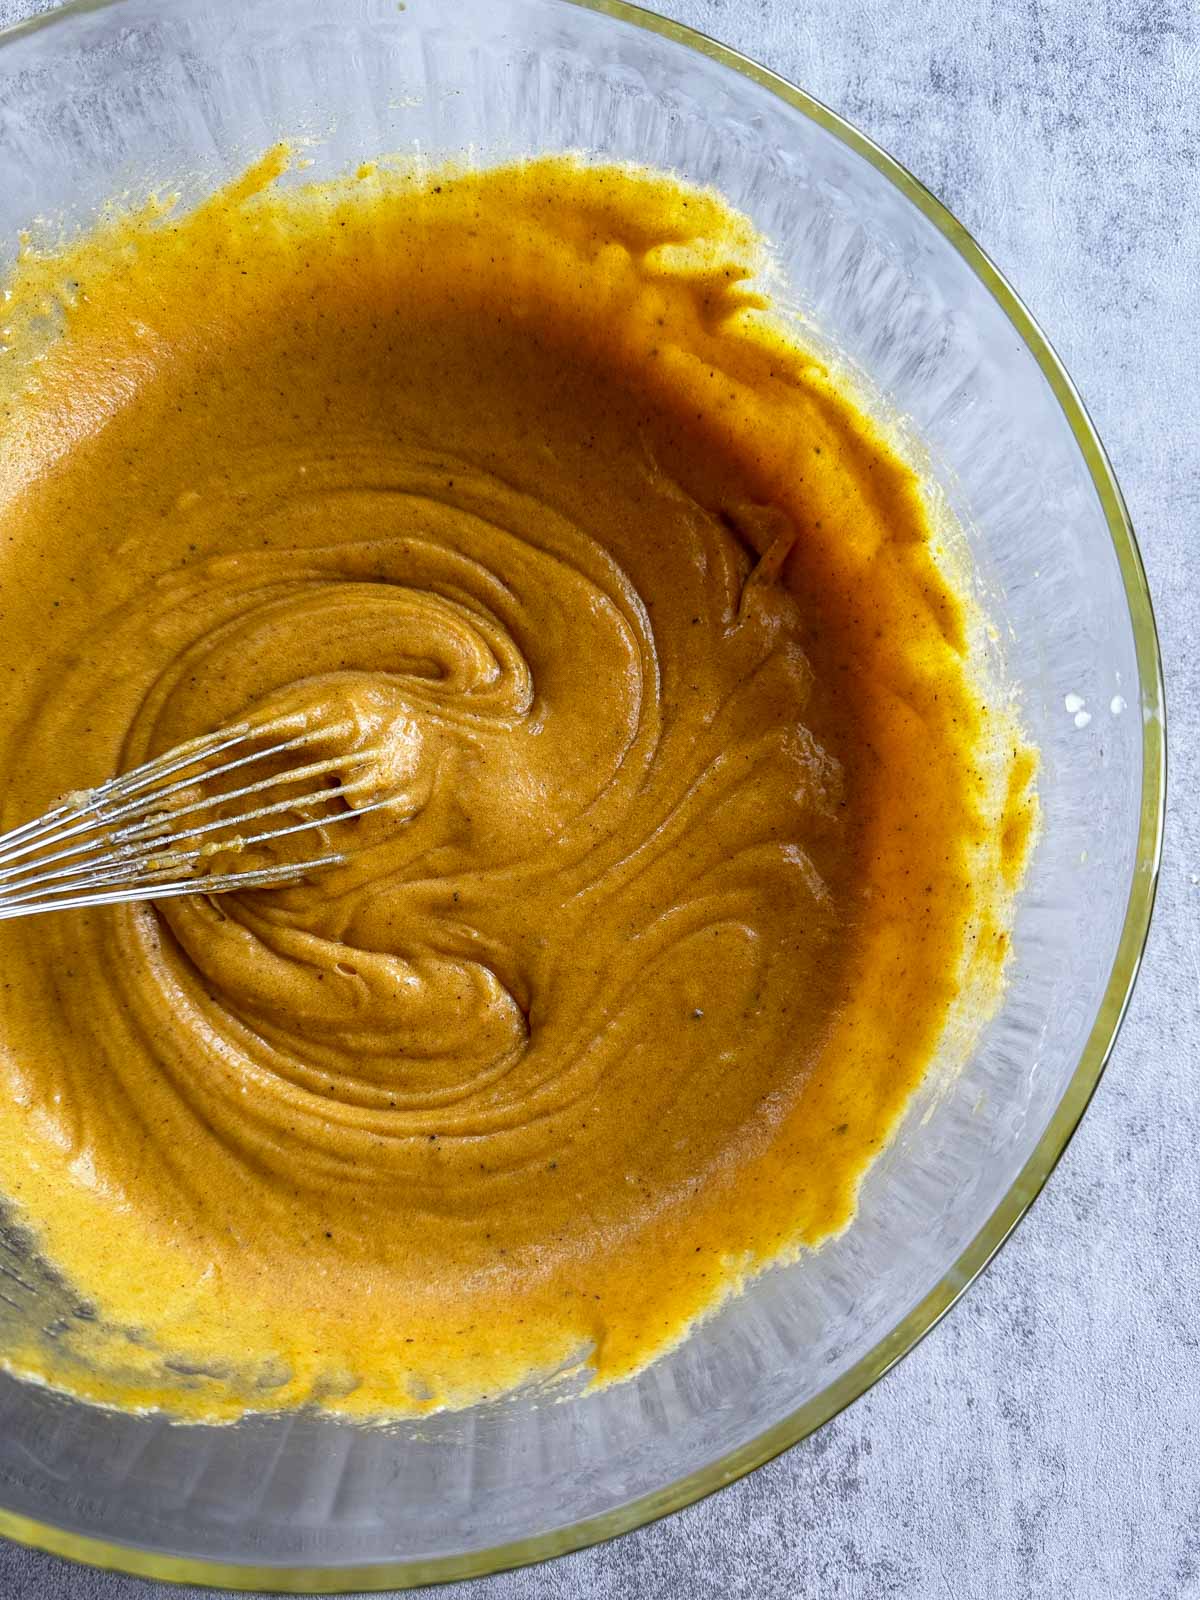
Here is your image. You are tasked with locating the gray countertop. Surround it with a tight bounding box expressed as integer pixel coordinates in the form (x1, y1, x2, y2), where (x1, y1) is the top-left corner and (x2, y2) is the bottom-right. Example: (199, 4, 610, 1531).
(0, 0, 1195, 1596)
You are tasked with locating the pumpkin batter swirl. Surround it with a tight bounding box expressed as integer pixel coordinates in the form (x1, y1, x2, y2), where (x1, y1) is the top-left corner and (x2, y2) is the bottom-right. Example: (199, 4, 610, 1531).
(0, 155, 1034, 1417)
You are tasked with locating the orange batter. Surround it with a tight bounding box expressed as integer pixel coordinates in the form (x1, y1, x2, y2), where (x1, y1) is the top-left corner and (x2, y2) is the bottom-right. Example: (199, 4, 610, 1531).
(0, 152, 1034, 1418)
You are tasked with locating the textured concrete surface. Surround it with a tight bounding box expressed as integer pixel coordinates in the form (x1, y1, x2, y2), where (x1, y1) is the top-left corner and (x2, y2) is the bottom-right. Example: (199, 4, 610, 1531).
(0, 0, 1195, 1595)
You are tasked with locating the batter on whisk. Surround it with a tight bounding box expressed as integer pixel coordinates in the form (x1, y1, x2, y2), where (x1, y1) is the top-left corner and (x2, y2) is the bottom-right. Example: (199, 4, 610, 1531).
(0, 150, 1035, 1418)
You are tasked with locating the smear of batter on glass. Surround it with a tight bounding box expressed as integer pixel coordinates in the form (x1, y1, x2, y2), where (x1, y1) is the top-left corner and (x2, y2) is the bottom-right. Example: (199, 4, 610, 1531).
(0, 151, 1035, 1418)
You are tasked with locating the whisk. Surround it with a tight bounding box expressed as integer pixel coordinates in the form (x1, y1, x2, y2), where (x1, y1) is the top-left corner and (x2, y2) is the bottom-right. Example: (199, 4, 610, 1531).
(0, 716, 394, 920)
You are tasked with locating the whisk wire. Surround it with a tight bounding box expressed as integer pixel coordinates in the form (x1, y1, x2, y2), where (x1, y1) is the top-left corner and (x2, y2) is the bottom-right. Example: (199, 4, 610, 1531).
(0, 857, 348, 920)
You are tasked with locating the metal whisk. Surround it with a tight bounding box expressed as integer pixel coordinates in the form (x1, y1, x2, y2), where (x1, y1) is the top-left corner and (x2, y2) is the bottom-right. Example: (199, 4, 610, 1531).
(0, 716, 393, 920)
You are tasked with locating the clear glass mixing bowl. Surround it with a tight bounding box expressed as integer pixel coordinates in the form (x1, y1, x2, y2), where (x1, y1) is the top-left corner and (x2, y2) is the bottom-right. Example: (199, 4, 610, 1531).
(0, 0, 1165, 1588)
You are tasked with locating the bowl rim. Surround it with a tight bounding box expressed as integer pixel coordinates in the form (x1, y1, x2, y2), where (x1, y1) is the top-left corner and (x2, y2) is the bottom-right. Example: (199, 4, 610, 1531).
(0, 0, 1167, 1590)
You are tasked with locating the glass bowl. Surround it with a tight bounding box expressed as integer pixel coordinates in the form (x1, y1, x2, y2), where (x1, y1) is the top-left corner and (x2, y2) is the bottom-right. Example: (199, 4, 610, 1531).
(0, 0, 1165, 1589)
